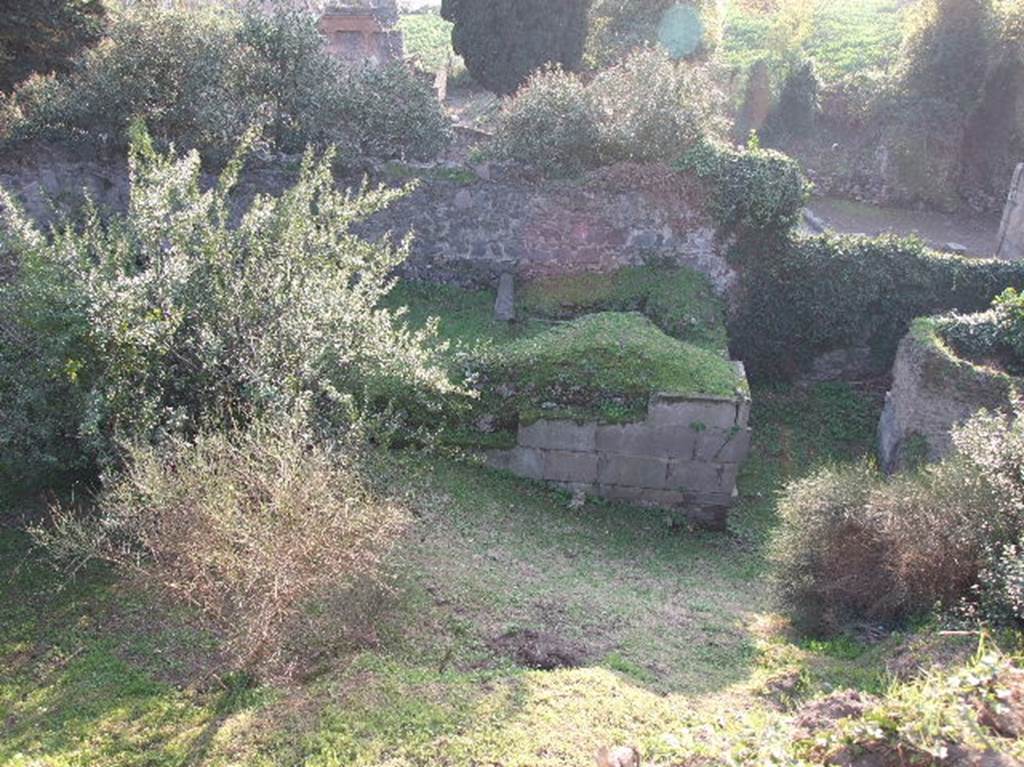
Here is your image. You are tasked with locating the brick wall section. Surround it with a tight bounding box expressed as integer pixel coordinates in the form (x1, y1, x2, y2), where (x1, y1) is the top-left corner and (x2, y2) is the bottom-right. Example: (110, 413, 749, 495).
(487, 391, 752, 530)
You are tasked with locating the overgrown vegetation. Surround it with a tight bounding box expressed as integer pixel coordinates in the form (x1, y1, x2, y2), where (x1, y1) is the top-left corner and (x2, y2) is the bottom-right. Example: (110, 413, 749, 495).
(492, 47, 719, 174)
(0, 6, 450, 163)
(586, 0, 723, 68)
(730, 232, 1024, 379)
(937, 288, 1024, 376)
(33, 414, 407, 679)
(0, 127, 461, 488)
(0, 0, 106, 92)
(473, 312, 743, 425)
(679, 138, 808, 235)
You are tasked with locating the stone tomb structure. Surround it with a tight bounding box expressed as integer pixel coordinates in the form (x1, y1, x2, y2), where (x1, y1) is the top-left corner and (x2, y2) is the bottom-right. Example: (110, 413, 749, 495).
(319, 2, 403, 65)
(878, 320, 1021, 473)
(997, 163, 1024, 261)
(488, 387, 752, 530)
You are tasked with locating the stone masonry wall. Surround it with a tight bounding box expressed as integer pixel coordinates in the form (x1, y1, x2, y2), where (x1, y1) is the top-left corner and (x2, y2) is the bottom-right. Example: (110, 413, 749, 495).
(0, 149, 736, 295)
(878, 324, 1021, 473)
(997, 163, 1024, 262)
(487, 391, 752, 530)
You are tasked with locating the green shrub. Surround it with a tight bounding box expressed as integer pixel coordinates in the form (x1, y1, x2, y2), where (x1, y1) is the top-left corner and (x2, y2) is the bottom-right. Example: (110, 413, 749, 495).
(0, 7, 450, 163)
(772, 409, 1024, 636)
(492, 48, 718, 173)
(590, 47, 719, 165)
(763, 58, 819, 142)
(0, 0, 105, 92)
(679, 139, 808, 235)
(730, 233, 1024, 379)
(0, 127, 462, 486)
(441, 0, 590, 96)
(490, 67, 599, 176)
(33, 413, 407, 678)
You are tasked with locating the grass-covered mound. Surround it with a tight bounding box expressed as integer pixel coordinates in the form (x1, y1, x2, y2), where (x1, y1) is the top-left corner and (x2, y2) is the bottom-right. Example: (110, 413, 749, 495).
(385, 268, 741, 435)
(477, 312, 743, 425)
(519, 267, 728, 352)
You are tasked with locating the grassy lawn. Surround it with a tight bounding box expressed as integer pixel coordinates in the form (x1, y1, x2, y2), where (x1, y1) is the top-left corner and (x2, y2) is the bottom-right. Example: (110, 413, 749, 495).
(2, 376, 928, 766)
(722, 0, 907, 80)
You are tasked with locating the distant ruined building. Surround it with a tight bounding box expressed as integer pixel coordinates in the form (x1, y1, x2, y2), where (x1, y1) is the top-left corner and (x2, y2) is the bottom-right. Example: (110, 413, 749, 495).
(318, 2, 404, 65)
(136, 0, 405, 65)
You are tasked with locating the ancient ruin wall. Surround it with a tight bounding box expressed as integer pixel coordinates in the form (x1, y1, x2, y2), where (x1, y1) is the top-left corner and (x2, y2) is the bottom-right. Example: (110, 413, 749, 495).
(878, 321, 1021, 473)
(997, 163, 1024, 261)
(487, 391, 752, 530)
(0, 153, 735, 294)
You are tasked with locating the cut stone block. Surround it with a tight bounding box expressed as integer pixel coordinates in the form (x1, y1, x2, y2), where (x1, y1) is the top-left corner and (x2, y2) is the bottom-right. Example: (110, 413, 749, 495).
(597, 454, 669, 489)
(693, 427, 752, 464)
(666, 461, 738, 494)
(494, 272, 516, 321)
(488, 447, 544, 480)
(543, 450, 599, 484)
(519, 420, 597, 452)
(648, 395, 741, 430)
(595, 423, 698, 459)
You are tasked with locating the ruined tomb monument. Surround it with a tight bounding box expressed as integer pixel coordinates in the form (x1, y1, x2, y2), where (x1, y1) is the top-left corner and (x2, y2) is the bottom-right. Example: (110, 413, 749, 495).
(996, 163, 1024, 261)
(319, 1, 404, 65)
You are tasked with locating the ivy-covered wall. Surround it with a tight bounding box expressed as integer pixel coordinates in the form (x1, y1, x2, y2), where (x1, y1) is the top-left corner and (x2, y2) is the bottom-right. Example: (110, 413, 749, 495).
(728, 232, 1024, 380)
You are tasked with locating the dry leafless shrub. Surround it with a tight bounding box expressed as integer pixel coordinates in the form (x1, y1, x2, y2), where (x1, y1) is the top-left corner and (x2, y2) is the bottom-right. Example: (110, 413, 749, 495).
(33, 413, 408, 680)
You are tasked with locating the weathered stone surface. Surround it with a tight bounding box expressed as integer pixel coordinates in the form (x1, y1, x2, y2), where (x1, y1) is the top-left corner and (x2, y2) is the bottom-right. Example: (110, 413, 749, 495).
(519, 420, 596, 452)
(878, 325, 1021, 473)
(598, 454, 668, 489)
(489, 387, 751, 528)
(997, 163, 1024, 261)
(666, 461, 737, 493)
(543, 450, 599, 484)
(494, 272, 515, 322)
(693, 427, 752, 464)
(648, 395, 743, 430)
(487, 447, 544, 481)
(595, 423, 697, 459)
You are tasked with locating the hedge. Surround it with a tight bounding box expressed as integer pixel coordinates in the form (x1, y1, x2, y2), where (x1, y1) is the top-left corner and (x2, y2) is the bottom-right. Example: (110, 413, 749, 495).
(730, 232, 1024, 379)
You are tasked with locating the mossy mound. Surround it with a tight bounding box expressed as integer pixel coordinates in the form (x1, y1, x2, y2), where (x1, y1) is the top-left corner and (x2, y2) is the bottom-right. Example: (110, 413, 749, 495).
(519, 267, 728, 352)
(477, 312, 744, 424)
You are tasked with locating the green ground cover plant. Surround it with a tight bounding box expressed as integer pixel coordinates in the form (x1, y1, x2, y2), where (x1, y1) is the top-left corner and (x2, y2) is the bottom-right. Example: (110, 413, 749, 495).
(10, 381, 969, 767)
(473, 311, 744, 424)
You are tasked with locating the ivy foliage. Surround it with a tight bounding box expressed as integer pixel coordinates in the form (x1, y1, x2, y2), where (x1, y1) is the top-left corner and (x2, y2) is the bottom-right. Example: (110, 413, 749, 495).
(729, 233, 1024, 379)
(440, 0, 590, 96)
(678, 139, 809, 236)
(936, 288, 1024, 375)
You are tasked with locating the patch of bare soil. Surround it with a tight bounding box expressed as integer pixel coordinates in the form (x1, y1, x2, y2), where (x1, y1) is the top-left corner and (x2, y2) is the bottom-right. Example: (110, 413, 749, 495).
(885, 632, 977, 681)
(489, 629, 587, 670)
(792, 690, 877, 741)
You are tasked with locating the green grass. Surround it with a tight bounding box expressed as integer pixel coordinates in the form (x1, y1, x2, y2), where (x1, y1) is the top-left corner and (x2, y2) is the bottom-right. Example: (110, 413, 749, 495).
(722, 0, 907, 81)
(0, 381, 904, 766)
(480, 312, 744, 423)
(397, 12, 456, 74)
(519, 267, 729, 353)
